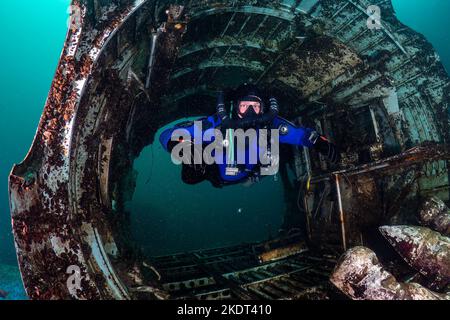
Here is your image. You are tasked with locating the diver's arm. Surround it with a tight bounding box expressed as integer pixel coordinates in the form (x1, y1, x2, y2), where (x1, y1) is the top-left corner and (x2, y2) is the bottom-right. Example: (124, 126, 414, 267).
(160, 121, 192, 153)
(313, 134, 341, 165)
(159, 115, 218, 152)
(273, 117, 340, 164)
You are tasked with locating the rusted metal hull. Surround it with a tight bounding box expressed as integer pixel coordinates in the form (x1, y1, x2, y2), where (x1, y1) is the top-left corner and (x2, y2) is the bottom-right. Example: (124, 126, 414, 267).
(8, 0, 450, 300)
(9, 0, 152, 300)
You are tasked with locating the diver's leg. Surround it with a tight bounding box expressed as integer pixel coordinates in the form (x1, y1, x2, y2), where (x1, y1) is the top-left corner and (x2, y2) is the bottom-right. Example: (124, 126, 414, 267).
(205, 165, 223, 188)
(181, 164, 206, 185)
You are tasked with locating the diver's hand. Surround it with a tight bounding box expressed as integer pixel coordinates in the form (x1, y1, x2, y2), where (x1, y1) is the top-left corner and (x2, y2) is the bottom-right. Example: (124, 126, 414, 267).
(216, 91, 228, 121)
(269, 96, 279, 114)
(314, 135, 341, 165)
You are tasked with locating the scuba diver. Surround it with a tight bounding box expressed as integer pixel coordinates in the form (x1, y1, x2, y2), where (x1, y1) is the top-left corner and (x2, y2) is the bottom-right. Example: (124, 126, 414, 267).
(159, 84, 340, 188)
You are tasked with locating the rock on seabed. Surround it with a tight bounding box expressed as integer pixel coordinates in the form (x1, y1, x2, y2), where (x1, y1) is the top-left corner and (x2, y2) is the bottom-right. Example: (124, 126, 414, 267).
(330, 246, 449, 300)
(419, 197, 450, 237)
(379, 225, 450, 287)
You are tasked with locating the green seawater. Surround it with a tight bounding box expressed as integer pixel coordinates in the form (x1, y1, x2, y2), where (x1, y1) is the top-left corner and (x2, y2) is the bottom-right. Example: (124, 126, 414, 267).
(129, 121, 285, 257)
(0, 0, 70, 297)
(393, 0, 450, 72)
(0, 0, 448, 298)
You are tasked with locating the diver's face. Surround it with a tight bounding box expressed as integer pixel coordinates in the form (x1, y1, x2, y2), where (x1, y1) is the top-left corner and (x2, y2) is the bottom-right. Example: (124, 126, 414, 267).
(238, 101, 261, 118)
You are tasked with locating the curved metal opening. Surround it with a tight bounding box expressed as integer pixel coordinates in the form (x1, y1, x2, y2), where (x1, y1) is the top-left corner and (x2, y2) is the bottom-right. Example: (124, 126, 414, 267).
(100, 13, 396, 298)
(127, 120, 286, 257)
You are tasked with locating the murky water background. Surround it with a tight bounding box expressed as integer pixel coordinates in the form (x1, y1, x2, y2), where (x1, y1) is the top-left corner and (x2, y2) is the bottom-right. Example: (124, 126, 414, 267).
(130, 122, 285, 257)
(0, 0, 71, 266)
(0, 0, 448, 299)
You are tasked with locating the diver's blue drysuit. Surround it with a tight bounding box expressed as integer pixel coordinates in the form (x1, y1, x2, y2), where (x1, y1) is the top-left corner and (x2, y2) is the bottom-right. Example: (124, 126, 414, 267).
(159, 88, 339, 188)
(159, 113, 320, 188)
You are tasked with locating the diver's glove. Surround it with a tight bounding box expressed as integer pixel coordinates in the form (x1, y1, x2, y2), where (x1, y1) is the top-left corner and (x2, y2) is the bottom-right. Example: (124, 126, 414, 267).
(216, 91, 228, 122)
(269, 97, 279, 114)
(311, 133, 341, 165)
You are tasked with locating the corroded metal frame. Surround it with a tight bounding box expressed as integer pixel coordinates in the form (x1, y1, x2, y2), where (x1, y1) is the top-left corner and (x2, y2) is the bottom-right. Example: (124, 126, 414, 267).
(8, 0, 450, 300)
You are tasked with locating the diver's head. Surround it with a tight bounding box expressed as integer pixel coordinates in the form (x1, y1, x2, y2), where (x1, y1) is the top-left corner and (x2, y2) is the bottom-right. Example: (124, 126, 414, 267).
(236, 84, 263, 119)
(238, 97, 262, 118)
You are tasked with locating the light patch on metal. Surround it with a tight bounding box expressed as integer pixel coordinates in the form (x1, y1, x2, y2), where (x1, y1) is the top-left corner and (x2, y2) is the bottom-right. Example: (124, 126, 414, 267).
(67, 5, 85, 57)
(81, 223, 130, 300)
(62, 116, 75, 157)
(50, 235, 85, 263)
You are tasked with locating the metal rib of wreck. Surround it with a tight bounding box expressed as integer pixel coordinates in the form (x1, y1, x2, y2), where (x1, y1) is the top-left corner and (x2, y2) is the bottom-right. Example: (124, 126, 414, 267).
(8, 0, 450, 299)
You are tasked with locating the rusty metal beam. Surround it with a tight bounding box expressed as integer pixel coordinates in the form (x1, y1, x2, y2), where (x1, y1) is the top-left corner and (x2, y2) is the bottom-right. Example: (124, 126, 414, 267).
(178, 37, 278, 58)
(171, 57, 265, 80)
(189, 6, 295, 22)
(312, 143, 450, 183)
(161, 85, 215, 105)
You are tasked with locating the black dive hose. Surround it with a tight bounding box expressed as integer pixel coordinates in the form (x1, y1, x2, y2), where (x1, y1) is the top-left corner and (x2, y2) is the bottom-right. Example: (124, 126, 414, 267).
(216, 91, 279, 129)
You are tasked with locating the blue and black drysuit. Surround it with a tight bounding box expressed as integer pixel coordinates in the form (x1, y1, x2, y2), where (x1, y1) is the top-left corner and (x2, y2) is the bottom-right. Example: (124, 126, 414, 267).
(160, 93, 339, 188)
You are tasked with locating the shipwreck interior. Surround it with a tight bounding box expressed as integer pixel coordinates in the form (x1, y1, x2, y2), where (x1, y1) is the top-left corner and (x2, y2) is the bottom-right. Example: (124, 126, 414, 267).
(8, 0, 450, 300)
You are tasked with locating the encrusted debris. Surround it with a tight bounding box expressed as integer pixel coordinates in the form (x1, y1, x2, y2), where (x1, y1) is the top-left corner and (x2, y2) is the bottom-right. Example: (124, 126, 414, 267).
(419, 197, 450, 237)
(330, 246, 450, 300)
(379, 225, 450, 288)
